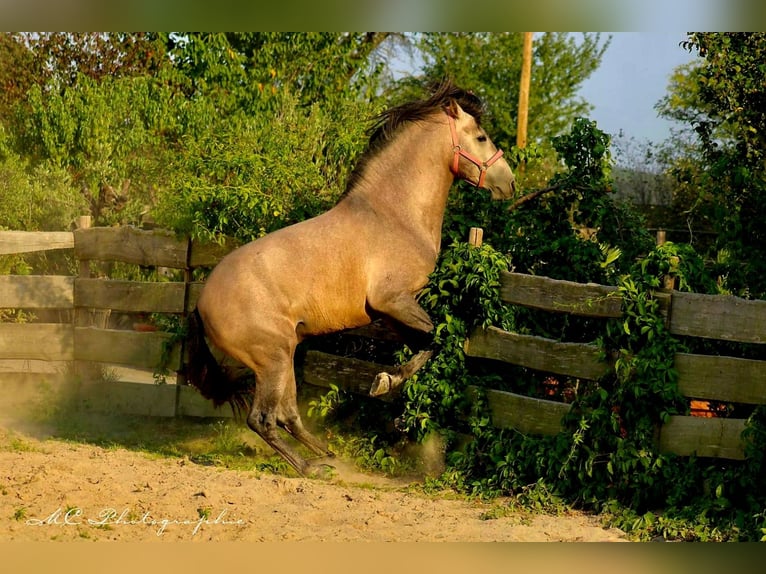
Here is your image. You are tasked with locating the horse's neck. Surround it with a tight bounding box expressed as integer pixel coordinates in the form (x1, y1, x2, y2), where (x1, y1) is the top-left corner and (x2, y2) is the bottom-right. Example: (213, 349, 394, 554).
(348, 123, 454, 253)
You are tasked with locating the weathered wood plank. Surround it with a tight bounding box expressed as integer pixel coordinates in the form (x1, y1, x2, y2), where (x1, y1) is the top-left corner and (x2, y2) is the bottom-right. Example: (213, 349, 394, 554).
(346, 320, 402, 341)
(0, 323, 73, 361)
(500, 272, 622, 318)
(0, 275, 74, 309)
(0, 359, 66, 374)
(0, 231, 74, 255)
(186, 282, 204, 312)
(659, 415, 747, 460)
(465, 326, 611, 381)
(75, 278, 185, 313)
(302, 350, 395, 401)
(73, 226, 188, 268)
(670, 291, 766, 343)
(675, 353, 766, 404)
(73, 380, 177, 417)
(469, 386, 571, 436)
(176, 385, 236, 418)
(188, 237, 239, 268)
(74, 327, 181, 370)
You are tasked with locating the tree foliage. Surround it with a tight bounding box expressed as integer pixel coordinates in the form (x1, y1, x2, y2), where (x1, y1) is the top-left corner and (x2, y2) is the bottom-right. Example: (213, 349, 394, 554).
(657, 33, 766, 297)
(410, 33, 609, 152)
(165, 33, 391, 113)
(0, 31, 614, 236)
(0, 32, 389, 231)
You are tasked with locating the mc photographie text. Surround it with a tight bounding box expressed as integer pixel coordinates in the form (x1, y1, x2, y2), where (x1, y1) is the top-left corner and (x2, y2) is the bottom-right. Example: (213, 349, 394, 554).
(25, 507, 245, 536)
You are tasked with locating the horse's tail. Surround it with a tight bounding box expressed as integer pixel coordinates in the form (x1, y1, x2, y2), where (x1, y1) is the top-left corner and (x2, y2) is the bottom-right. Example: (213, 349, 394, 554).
(186, 307, 251, 418)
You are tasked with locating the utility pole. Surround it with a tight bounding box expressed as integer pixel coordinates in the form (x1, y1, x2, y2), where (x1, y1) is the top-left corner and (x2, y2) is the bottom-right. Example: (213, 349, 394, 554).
(516, 32, 533, 149)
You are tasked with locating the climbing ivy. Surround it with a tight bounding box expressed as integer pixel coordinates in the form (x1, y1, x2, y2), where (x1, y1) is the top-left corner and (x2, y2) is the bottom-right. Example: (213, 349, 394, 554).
(397, 241, 513, 441)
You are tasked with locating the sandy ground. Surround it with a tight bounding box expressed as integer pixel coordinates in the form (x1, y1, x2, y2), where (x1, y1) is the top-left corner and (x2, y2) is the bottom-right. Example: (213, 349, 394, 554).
(0, 374, 627, 542)
(0, 429, 627, 542)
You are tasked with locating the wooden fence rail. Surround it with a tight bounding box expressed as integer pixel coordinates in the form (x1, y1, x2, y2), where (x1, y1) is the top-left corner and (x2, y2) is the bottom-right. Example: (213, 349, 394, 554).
(0, 225, 238, 418)
(301, 270, 766, 461)
(2, 225, 766, 460)
(458, 269, 766, 460)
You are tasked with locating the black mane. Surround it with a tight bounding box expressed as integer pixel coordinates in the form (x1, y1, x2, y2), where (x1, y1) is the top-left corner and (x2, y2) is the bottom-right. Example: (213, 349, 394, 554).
(342, 79, 485, 197)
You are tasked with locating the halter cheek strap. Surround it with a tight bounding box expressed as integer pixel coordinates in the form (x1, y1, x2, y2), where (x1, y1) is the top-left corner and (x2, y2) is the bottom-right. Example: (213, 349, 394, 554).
(448, 114, 504, 189)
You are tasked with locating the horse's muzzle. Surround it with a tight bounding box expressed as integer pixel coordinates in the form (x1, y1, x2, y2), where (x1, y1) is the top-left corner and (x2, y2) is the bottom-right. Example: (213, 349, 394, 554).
(488, 173, 516, 200)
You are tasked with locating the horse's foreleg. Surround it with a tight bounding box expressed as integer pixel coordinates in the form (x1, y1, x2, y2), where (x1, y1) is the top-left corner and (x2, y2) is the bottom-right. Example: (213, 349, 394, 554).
(370, 292, 434, 335)
(370, 349, 433, 397)
(367, 293, 436, 397)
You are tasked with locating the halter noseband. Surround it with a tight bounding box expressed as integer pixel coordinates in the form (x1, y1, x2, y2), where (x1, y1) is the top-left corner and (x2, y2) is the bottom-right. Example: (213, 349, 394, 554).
(448, 114, 504, 189)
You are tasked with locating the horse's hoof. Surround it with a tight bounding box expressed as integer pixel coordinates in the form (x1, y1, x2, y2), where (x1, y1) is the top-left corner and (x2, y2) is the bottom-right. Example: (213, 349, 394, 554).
(370, 372, 392, 397)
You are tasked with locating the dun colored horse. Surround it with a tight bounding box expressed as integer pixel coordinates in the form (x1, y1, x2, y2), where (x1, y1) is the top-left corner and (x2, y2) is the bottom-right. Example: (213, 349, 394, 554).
(187, 80, 516, 476)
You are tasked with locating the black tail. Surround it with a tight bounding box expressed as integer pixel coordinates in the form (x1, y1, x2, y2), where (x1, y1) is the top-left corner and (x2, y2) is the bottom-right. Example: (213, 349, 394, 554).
(186, 307, 251, 418)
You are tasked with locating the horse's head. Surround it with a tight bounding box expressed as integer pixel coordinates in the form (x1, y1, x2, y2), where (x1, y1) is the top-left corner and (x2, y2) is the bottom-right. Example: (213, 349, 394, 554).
(446, 103, 516, 200)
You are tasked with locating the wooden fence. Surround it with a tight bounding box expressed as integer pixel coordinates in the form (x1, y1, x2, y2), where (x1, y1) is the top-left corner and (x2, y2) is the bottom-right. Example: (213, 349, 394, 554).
(466, 273, 766, 460)
(302, 243, 766, 462)
(0, 221, 236, 418)
(2, 224, 766, 460)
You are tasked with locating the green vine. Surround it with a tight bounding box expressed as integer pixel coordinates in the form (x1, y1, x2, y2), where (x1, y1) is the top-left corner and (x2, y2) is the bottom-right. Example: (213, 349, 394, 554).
(398, 241, 513, 441)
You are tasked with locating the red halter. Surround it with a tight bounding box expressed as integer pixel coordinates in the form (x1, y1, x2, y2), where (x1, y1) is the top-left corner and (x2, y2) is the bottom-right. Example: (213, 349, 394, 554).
(448, 114, 504, 189)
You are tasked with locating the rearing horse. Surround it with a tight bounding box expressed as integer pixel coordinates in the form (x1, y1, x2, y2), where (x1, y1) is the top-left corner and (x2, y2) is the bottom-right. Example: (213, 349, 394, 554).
(187, 80, 516, 476)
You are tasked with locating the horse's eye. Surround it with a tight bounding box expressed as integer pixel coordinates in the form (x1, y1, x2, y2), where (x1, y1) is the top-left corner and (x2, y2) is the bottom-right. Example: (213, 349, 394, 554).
(477, 135, 487, 143)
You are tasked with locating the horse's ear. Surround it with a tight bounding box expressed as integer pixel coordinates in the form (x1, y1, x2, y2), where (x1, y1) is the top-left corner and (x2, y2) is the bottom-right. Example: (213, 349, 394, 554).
(444, 98, 460, 119)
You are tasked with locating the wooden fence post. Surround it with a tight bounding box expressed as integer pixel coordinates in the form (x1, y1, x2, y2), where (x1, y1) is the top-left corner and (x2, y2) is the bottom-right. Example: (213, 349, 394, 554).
(516, 32, 533, 150)
(73, 215, 111, 380)
(656, 229, 677, 290)
(654, 228, 675, 331)
(75, 215, 92, 279)
(74, 215, 110, 328)
(468, 227, 484, 247)
(175, 237, 194, 389)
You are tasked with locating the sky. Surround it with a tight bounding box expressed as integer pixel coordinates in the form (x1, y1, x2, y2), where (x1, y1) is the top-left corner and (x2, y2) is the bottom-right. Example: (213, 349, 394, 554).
(391, 32, 699, 148)
(577, 32, 697, 144)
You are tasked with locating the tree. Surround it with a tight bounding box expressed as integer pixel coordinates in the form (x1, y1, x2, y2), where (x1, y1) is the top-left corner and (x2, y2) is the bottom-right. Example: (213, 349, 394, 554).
(164, 33, 392, 115)
(0, 34, 40, 129)
(151, 33, 392, 240)
(408, 33, 609, 153)
(0, 33, 167, 114)
(657, 33, 766, 296)
(1, 33, 391, 232)
(0, 33, 177, 227)
(2, 33, 610, 243)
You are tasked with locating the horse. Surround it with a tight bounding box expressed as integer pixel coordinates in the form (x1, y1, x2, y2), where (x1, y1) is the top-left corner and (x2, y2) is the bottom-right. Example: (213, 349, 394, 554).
(186, 80, 516, 476)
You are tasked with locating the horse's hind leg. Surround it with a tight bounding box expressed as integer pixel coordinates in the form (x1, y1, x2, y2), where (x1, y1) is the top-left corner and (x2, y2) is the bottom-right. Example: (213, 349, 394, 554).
(276, 372, 334, 460)
(245, 341, 333, 477)
(245, 347, 314, 476)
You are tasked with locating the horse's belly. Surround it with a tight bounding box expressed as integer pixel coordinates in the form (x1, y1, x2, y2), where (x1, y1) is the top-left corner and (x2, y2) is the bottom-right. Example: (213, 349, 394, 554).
(296, 289, 371, 338)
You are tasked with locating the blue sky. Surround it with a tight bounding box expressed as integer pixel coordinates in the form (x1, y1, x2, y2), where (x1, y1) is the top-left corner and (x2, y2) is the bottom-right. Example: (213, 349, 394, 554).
(577, 32, 697, 144)
(391, 32, 699, 146)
